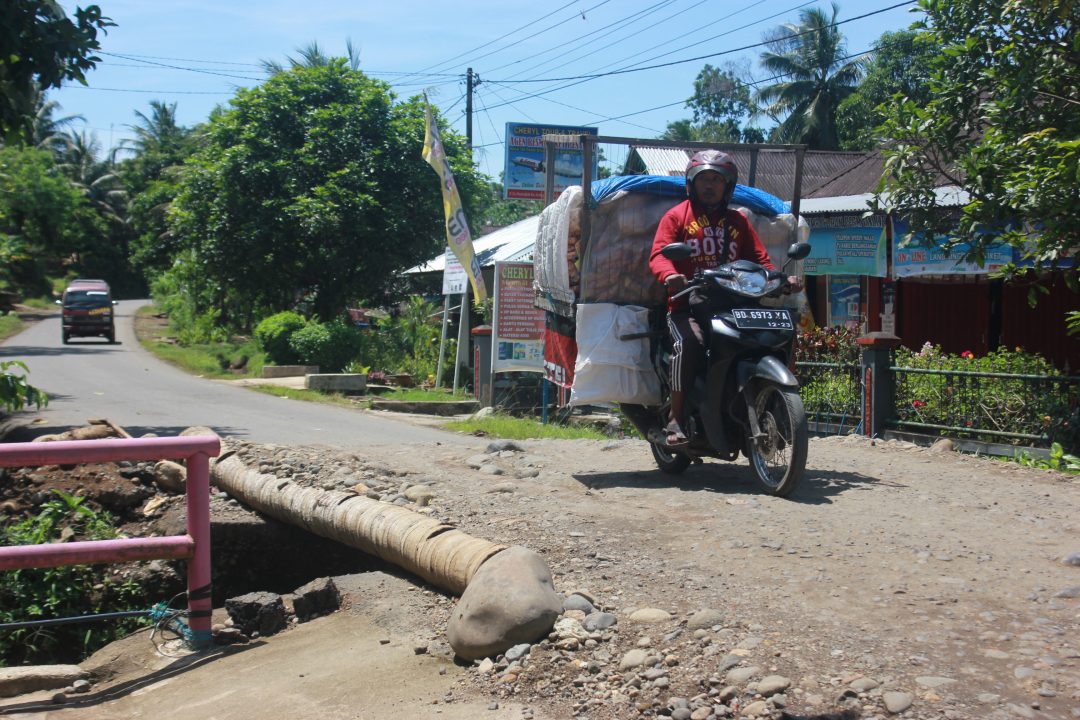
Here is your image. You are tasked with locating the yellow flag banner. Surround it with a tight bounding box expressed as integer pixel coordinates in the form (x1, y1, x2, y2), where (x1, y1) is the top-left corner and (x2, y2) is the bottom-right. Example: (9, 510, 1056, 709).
(422, 102, 487, 303)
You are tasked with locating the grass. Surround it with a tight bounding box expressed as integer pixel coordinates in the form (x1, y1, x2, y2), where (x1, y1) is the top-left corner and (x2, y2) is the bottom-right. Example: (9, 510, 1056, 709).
(135, 305, 266, 380)
(0, 314, 23, 343)
(444, 412, 610, 440)
(375, 387, 473, 402)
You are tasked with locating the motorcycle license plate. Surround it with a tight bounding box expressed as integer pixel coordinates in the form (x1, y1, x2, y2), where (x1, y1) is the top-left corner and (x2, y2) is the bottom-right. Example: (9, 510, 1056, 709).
(731, 308, 793, 330)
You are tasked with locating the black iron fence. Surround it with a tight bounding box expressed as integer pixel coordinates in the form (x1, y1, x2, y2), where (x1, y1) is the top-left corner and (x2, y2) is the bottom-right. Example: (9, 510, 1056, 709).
(890, 364, 1080, 451)
(794, 360, 862, 436)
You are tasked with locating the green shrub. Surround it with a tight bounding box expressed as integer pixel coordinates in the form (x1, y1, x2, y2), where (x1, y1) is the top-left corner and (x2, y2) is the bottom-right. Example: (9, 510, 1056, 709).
(0, 492, 146, 666)
(1, 360, 48, 413)
(288, 318, 362, 373)
(254, 311, 308, 365)
(894, 343, 1079, 450)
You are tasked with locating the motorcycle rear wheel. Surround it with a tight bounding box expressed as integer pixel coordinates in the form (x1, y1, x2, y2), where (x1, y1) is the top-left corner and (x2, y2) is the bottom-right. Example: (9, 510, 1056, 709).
(746, 383, 808, 497)
(650, 441, 691, 474)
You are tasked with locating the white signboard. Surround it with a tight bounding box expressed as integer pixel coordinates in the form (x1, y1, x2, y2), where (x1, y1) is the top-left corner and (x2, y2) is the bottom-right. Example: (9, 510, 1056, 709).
(442, 247, 467, 296)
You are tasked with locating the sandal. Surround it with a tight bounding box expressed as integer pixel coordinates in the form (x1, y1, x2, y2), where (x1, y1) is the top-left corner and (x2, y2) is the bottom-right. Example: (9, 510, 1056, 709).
(664, 419, 688, 447)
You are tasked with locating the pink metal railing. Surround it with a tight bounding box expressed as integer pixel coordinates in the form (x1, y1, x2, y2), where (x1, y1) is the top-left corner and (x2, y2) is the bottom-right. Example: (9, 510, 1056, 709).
(0, 435, 220, 649)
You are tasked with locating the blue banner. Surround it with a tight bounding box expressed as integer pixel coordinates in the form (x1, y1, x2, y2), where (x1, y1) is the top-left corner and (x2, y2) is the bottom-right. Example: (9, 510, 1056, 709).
(804, 226, 888, 277)
(892, 219, 1012, 278)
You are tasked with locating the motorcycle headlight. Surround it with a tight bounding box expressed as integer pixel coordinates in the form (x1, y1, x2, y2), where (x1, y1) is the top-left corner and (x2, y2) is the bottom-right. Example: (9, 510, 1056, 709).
(713, 268, 772, 298)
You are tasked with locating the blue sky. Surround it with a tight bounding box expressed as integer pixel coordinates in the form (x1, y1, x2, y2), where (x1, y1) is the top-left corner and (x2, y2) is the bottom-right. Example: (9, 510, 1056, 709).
(53, 0, 922, 179)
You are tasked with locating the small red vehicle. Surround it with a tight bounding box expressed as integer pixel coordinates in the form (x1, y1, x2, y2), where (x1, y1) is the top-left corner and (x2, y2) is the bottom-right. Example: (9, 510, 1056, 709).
(56, 279, 117, 344)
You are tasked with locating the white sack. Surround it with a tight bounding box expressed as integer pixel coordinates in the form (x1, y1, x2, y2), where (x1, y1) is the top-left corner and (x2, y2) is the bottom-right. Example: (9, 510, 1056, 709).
(569, 303, 660, 406)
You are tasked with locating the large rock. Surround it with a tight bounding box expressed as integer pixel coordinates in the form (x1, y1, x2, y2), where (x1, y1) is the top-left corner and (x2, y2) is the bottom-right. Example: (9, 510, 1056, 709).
(224, 591, 287, 638)
(292, 577, 341, 621)
(0, 665, 85, 697)
(447, 546, 562, 661)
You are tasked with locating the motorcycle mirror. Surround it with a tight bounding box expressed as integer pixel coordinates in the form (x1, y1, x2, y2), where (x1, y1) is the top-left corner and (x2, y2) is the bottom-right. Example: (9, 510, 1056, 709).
(661, 242, 693, 260)
(787, 242, 812, 261)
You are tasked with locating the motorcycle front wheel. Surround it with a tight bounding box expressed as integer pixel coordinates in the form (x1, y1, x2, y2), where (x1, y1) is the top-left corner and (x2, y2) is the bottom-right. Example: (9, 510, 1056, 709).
(746, 382, 808, 497)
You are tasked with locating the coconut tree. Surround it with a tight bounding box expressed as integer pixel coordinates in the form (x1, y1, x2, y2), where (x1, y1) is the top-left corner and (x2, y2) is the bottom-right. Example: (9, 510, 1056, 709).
(56, 130, 127, 228)
(261, 39, 362, 75)
(755, 3, 864, 150)
(26, 88, 83, 158)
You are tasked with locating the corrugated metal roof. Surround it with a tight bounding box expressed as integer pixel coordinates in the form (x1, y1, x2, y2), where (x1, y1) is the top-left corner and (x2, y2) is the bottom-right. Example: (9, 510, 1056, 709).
(407, 215, 539, 274)
(799, 185, 971, 216)
(624, 147, 689, 176)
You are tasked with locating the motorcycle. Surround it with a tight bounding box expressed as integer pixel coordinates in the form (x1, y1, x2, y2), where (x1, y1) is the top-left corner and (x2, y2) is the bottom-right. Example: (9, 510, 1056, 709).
(621, 240, 812, 497)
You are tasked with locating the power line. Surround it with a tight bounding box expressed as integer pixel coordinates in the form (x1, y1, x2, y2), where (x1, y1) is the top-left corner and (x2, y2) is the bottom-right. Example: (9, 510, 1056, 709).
(480, 0, 675, 77)
(487, 0, 915, 84)
(471, 0, 821, 115)
(397, 0, 583, 79)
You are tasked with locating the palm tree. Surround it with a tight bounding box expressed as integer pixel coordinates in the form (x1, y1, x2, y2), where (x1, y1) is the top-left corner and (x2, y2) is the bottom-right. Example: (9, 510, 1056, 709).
(125, 100, 187, 157)
(27, 88, 83, 158)
(57, 130, 128, 227)
(755, 3, 864, 150)
(261, 39, 362, 75)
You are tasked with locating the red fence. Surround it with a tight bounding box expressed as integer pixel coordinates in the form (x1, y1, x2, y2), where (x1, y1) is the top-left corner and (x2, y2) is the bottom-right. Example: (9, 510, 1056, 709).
(0, 435, 220, 649)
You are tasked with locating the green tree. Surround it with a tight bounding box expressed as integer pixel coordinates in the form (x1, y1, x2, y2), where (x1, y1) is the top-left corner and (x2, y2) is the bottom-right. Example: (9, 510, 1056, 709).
(755, 3, 864, 149)
(168, 60, 486, 331)
(119, 102, 197, 284)
(836, 30, 938, 150)
(0, 2, 114, 143)
(0, 144, 102, 295)
(876, 0, 1079, 284)
(662, 63, 764, 144)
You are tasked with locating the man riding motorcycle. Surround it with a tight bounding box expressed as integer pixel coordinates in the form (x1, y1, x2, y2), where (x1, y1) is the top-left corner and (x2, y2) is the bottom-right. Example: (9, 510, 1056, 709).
(649, 150, 800, 447)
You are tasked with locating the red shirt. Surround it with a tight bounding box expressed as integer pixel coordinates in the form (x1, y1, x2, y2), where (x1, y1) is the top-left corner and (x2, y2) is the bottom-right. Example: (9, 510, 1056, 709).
(649, 200, 774, 310)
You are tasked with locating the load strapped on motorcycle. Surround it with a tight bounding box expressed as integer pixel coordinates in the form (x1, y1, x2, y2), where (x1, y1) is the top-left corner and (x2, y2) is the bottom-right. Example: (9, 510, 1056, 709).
(533, 147, 813, 498)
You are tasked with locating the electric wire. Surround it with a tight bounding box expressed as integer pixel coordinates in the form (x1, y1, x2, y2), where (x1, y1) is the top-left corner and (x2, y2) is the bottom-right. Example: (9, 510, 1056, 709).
(399, 0, 583, 78)
(479, 0, 675, 77)
(486, 0, 915, 84)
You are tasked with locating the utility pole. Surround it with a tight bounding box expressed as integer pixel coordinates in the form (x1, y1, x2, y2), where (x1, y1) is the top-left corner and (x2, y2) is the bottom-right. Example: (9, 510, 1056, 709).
(465, 67, 478, 150)
(456, 67, 480, 395)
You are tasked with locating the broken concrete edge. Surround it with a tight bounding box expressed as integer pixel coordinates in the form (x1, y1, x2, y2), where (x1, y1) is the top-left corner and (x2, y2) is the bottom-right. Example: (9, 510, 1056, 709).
(0, 665, 87, 698)
(261, 365, 319, 378)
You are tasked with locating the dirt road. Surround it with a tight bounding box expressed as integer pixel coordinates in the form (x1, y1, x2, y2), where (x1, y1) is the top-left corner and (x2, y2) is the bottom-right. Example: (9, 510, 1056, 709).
(4, 431, 1078, 719)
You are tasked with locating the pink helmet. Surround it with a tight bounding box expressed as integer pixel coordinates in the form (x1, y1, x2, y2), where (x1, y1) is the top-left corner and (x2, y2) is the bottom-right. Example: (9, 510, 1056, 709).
(685, 150, 738, 207)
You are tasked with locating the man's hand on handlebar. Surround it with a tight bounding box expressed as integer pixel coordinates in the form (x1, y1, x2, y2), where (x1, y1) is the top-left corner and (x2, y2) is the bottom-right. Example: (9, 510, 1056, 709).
(785, 275, 804, 293)
(665, 273, 688, 293)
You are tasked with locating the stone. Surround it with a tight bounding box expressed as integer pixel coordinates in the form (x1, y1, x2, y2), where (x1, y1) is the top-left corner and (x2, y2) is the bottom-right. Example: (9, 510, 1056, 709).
(447, 546, 562, 661)
(915, 676, 956, 688)
(1062, 552, 1080, 567)
(619, 649, 649, 671)
(224, 591, 288, 638)
(883, 691, 914, 714)
(740, 700, 769, 716)
(563, 593, 597, 615)
(153, 460, 186, 493)
(403, 485, 436, 506)
(686, 608, 724, 630)
(291, 577, 340, 621)
(505, 644, 530, 662)
(1053, 585, 1080, 598)
(756, 675, 791, 696)
(0, 666, 86, 698)
(583, 612, 617, 631)
(930, 438, 955, 453)
(849, 677, 880, 692)
(725, 666, 760, 685)
(486, 440, 525, 453)
(627, 608, 671, 624)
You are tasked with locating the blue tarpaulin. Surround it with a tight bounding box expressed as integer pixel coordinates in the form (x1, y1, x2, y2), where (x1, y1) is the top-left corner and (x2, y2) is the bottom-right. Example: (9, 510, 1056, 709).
(589, 175, 787, 217)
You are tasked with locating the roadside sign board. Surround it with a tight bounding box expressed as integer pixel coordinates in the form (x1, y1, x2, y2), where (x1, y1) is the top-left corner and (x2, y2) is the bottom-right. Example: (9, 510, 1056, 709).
(503, 122, 598, 200)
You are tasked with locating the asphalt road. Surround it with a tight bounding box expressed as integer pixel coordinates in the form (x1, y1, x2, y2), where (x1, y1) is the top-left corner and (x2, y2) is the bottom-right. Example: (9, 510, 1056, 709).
(0, 300, 471, 447)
